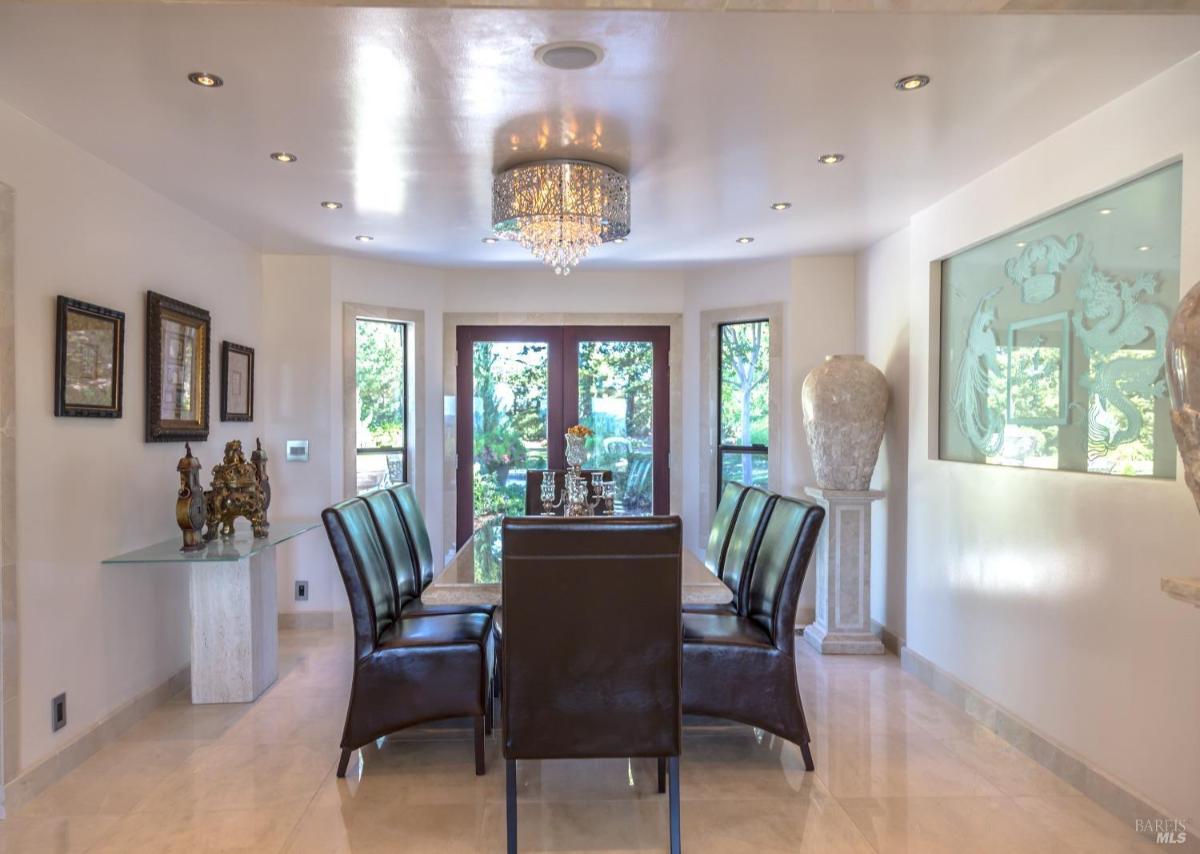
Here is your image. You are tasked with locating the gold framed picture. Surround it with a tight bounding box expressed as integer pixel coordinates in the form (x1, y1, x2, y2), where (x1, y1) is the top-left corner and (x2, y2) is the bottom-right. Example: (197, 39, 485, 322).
(145, 291, 210, 442)
(220, 341, 254, 422)
(54, 296, 125, 418)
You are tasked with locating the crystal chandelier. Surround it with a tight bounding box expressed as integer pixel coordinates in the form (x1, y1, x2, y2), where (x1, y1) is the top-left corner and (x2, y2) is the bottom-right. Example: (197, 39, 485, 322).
(491, 159, 630, 275)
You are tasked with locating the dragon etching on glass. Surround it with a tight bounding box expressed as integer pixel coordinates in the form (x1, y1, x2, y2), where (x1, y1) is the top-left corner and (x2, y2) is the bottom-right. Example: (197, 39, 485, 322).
(1074, 261, 1169, 454)
(951, 286, 1005, 456)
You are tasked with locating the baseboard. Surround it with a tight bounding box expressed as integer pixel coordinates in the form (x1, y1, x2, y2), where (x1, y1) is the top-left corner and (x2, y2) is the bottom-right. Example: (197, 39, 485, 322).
(871, 619, 904, 655)
(901, 646, 1195, 846)
(278, 611, 337, 630)
(4, 664, 190, 813)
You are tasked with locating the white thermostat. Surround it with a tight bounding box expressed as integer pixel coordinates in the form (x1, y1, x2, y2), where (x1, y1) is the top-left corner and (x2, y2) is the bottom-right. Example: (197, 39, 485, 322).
(285, 440, 310, 462)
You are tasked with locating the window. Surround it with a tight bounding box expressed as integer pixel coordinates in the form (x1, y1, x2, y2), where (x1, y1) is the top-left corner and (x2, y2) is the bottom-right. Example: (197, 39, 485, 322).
(718, 319, 770, 495)
(354, 317, 408, 493)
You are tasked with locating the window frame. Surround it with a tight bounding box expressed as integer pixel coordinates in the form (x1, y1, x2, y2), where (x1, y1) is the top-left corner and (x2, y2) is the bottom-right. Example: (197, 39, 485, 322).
(353, 315, 410, 484)
(716, 318, 771, 502)
(343, 303, 424, 503)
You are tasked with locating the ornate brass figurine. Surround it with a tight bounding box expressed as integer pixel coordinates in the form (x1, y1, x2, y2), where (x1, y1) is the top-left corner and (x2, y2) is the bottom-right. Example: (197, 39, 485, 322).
(203, 439, 270, 540)
(176, 442, 206, 552)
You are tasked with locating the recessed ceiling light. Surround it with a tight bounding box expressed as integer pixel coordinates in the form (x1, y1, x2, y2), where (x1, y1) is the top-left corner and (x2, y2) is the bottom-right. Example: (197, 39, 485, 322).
(895, 74, 930, 91)
(1138, 244, 1151, 252)
(613, 237, 626, 244)
(770, 202, 792, 211)
(320, 201, 343, 210)
(355, 235, 374, 242)
(817, 154, 844, 165)
(1098, 208, 1113, 215)
(736, 236, 755, 244)
(535, 41, 604, 71)
(481, 237, 499, 244)
(187, 71, 223, 88)
(1016, 242, 1027, 248)
(269, 152, 297, 164)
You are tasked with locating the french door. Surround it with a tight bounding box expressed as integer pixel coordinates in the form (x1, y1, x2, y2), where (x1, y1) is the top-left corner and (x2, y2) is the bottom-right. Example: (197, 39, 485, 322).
(456, 325, 670, 545)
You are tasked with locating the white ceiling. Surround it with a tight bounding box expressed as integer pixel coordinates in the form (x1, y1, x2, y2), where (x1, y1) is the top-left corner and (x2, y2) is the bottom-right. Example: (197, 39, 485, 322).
(0, 5, 1197, 269)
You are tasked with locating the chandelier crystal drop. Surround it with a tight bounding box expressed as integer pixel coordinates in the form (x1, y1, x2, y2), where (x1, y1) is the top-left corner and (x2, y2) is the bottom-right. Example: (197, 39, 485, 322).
(491, 159, 630, 275)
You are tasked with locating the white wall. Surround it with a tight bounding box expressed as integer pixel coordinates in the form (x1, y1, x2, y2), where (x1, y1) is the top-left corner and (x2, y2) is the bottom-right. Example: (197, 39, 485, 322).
(855, 228, 910, 640)
(0, 99, 261, 777)
(860, 54, 1200, 825)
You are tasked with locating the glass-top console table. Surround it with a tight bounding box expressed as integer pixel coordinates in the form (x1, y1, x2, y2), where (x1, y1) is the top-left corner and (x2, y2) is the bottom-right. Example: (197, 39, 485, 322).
(104, 520, 321, 704)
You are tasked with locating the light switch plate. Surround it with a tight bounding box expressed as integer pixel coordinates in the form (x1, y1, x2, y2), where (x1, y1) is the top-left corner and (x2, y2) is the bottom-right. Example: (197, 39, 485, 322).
(285, 440, 309, 462)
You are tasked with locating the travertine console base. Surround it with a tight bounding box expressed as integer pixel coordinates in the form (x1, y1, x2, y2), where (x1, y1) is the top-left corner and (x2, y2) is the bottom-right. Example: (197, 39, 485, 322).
(189, 548, 278, 703)
(803, 487, 886, 655)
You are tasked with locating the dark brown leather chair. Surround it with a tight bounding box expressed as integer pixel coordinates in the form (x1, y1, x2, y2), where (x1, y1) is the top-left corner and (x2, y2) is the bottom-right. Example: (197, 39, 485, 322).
(364, 487, 495, 620)
(501, 516, 683, 854)
(682, 496, 824, 771)
(323, 496, 494, 778)
(522, 469, 614, 516)
(684, 485, 775, 617)
(705, 482, 750, 577)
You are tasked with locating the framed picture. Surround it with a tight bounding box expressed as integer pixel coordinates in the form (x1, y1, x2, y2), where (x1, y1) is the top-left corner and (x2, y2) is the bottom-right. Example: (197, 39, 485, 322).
(145, 290, 210, 442)
(54, 296, 125, 418)
(220, 341, 254, 422)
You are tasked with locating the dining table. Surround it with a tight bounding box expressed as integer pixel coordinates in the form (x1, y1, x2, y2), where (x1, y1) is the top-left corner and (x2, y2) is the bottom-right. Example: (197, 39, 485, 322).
(422, 519, 733, 607)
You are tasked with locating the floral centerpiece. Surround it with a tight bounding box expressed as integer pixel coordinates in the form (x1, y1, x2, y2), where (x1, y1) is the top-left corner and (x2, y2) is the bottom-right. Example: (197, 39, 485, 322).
(565, 424, 593, 470)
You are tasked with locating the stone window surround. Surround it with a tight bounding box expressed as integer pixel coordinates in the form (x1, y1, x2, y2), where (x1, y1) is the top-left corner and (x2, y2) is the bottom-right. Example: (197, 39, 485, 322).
(697, 303, 784, 543)
(441, 312, 683, 562)
(341, 303, 425, 504)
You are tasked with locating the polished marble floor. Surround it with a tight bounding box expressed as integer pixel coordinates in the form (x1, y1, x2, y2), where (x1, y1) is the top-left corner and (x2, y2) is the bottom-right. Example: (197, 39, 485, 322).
(1, 625, 1160, 853)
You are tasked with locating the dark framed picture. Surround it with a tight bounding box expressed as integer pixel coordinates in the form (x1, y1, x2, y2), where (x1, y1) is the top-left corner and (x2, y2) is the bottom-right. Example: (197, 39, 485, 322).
(220, 341, 254, 422)
(54, 296, 125, 418)
(145, 290, 210, 443)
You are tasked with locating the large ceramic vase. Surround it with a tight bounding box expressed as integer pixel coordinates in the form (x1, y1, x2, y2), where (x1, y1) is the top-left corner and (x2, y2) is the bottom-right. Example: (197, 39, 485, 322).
(802, 355, 889, 491)
(1168, 280, 1200, 516)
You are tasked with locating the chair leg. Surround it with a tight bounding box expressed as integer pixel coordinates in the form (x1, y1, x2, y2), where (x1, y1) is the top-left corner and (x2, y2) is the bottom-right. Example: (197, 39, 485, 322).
(475, 716, 487, 776)
(800, 738, 815, 772)
(486, 692, 494, 736)
(506, 759, 518, 854)
(336, 748, 352, 779)
(657, 757, 666, 793)
(668, 756, 680, 854)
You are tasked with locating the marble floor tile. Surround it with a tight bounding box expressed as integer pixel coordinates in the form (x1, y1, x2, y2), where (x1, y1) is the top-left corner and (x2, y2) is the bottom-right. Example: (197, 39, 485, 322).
(1, 624, 1148, 853)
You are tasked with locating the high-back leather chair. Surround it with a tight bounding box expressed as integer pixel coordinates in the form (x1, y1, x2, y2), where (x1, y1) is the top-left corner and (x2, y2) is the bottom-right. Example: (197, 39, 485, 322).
(323, 496, 494, 779)
(682, 495, 824, 770)
(704, 482, 750, 577)
(365, 487, 495, 620)
(522, 469, 614, 516)
(717, 486, 776, 610)
(501, 516, 683, 854)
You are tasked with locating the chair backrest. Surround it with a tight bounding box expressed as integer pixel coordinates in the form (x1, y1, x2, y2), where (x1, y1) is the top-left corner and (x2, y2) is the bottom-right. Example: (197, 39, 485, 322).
(704, 482, 749, 577)
(720, 486, 776, 611)
(362, 488, 420, 605)
(501, 516, 682, 760)
(389, 484, 435, 591)
(522, 469, 614, 517)
(322, 497, 399, 659)
(745, 496, 824, 650)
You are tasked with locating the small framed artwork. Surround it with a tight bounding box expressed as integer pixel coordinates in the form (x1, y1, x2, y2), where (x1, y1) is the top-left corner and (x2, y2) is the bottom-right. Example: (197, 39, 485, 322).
(220, 341, 254, 422)
(145, 290, 211, 442)
(54, 296, 125, 418)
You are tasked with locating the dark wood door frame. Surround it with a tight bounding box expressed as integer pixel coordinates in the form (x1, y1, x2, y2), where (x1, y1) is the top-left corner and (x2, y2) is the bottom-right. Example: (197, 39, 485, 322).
(456, 324, 671, 546)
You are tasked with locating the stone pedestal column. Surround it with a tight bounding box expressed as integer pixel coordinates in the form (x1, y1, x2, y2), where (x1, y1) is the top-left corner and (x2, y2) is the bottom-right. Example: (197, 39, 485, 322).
(803, 487, 885, 655)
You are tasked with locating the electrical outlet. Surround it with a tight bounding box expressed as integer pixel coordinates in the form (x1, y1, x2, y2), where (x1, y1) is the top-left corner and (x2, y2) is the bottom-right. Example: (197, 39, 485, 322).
(51, 693, 66, 732)
(295, 580, 309, 602)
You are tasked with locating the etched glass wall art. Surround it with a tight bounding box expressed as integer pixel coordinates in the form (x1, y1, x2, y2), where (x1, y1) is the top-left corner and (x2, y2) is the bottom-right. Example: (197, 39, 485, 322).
(939, 163, 1182, 477)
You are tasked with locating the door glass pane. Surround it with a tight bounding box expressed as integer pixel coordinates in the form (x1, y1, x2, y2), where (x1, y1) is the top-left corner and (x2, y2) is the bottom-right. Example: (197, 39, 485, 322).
(355, 318, 406, 493)
(576, 340, 654, 515)
(471, 341, 549, 533)
(720, 449, 768, 492)
(719, 321, 770, 446)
